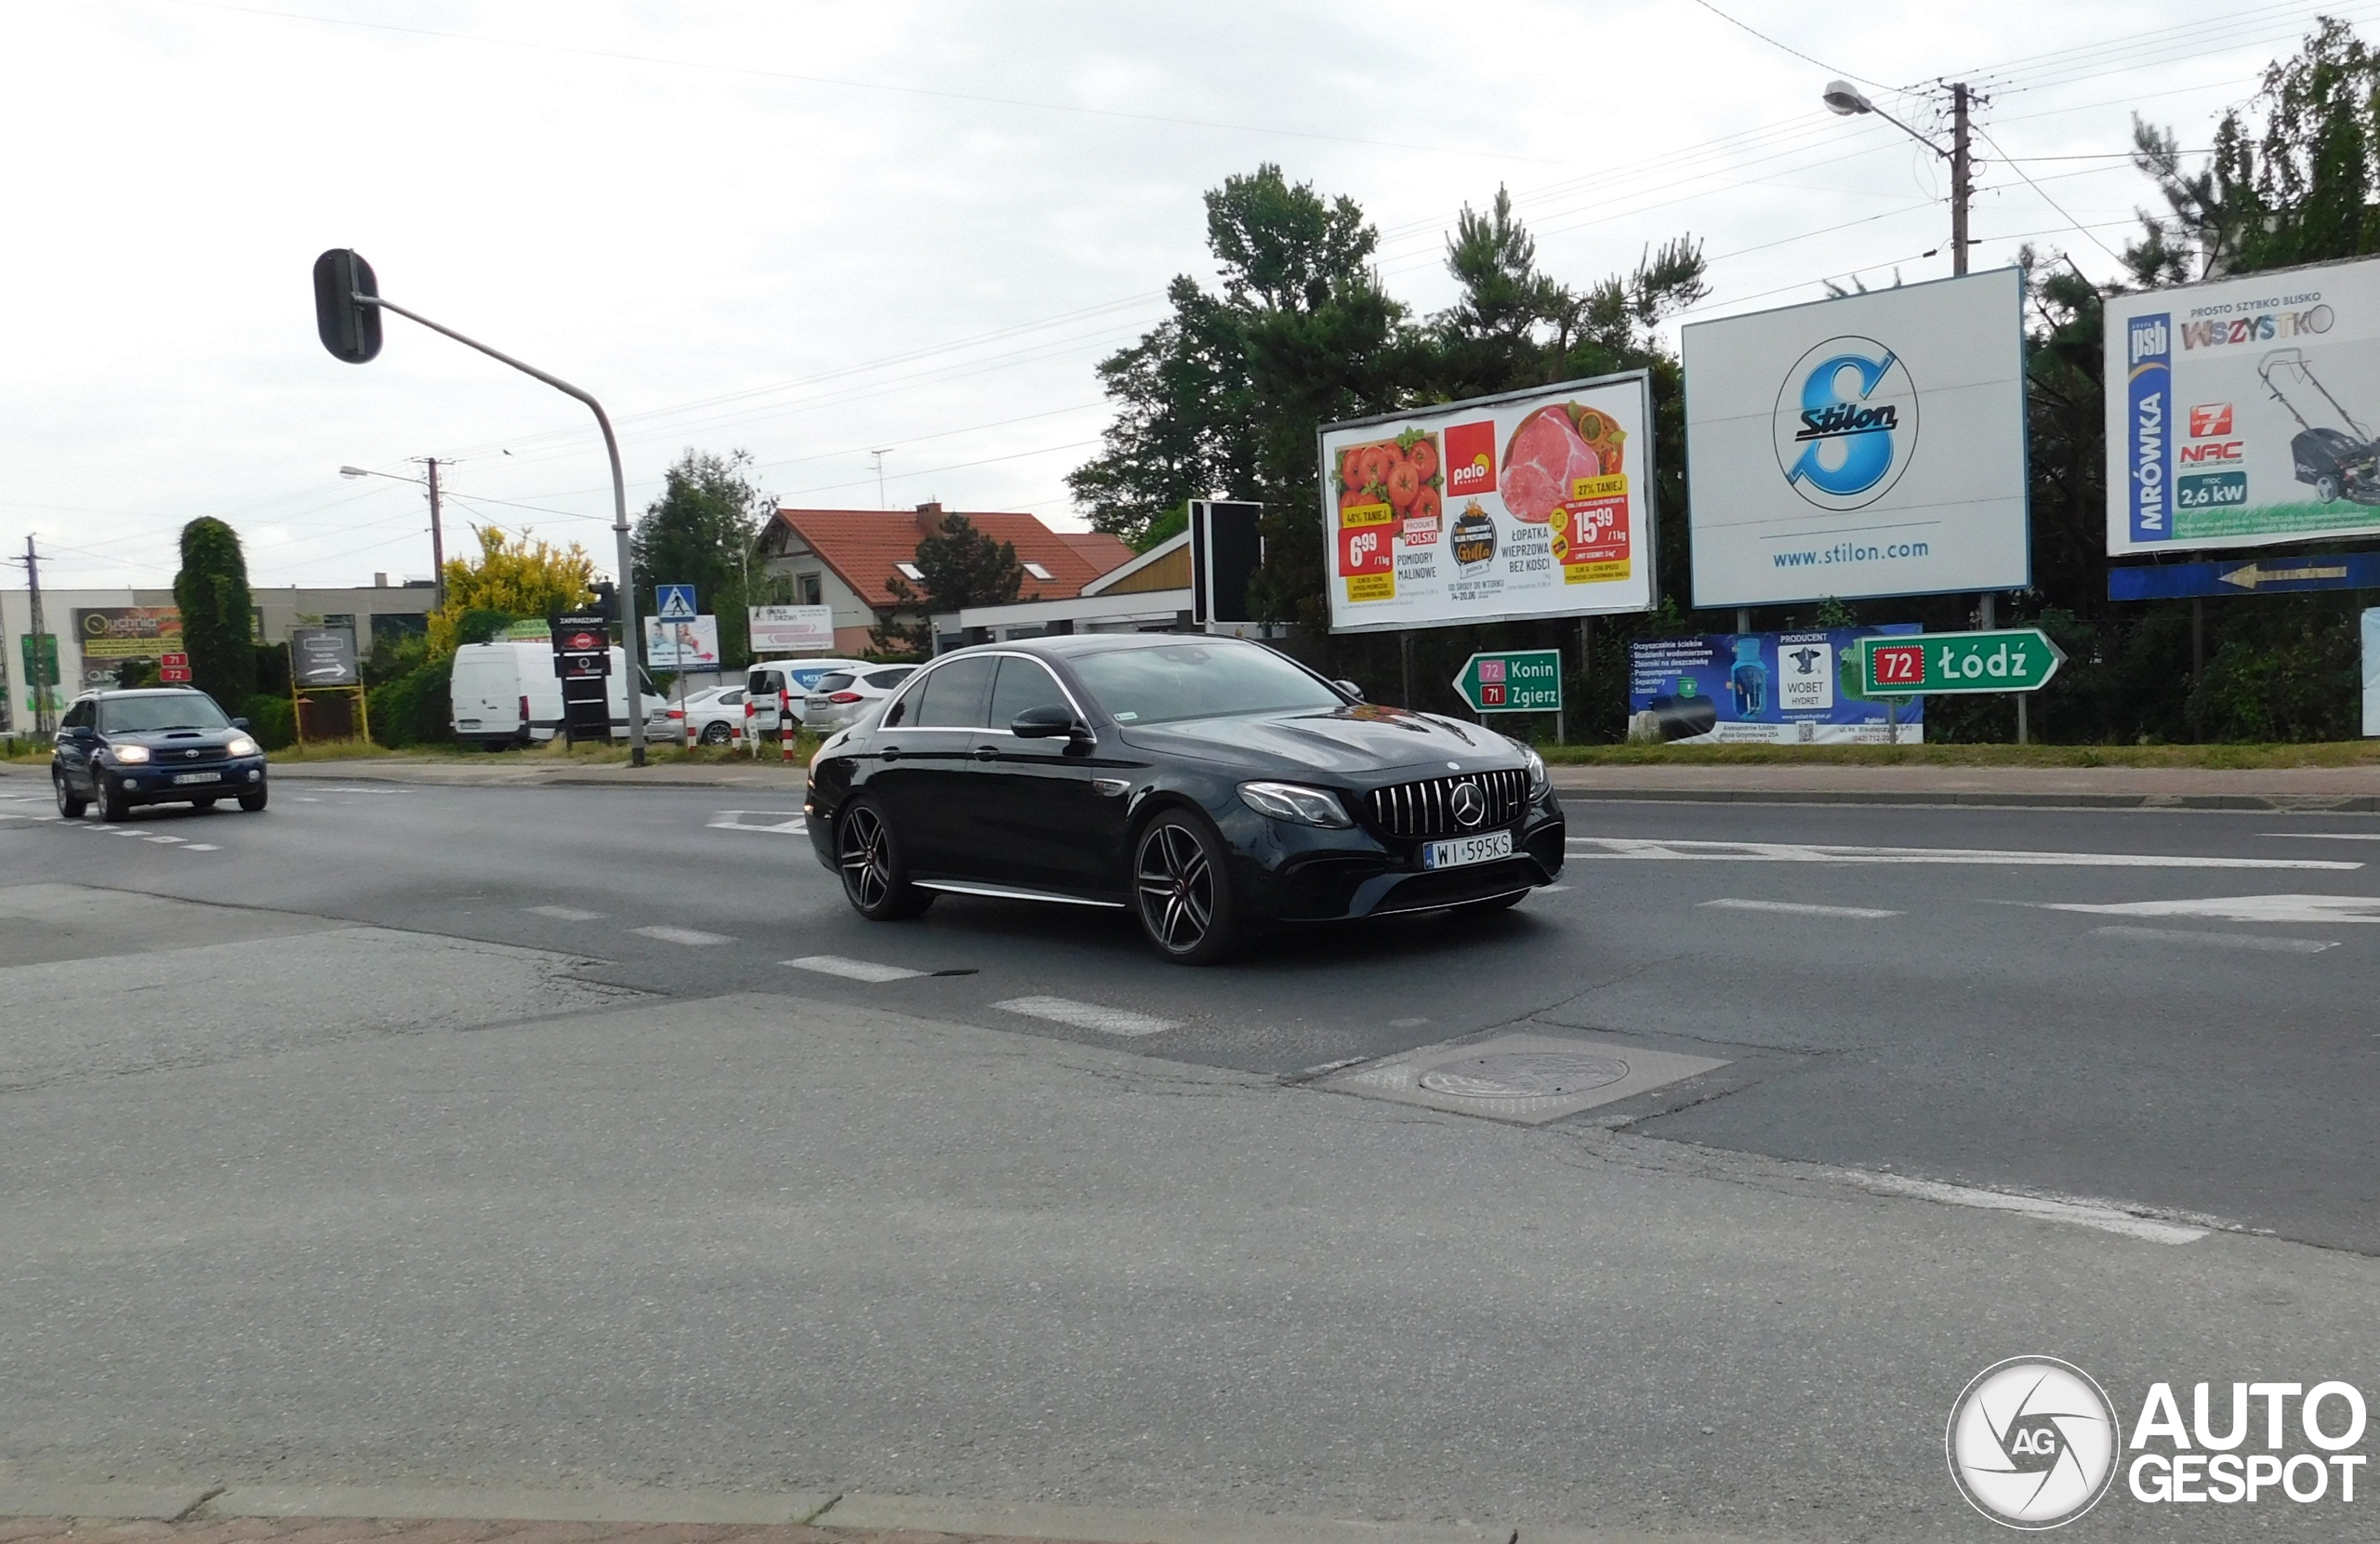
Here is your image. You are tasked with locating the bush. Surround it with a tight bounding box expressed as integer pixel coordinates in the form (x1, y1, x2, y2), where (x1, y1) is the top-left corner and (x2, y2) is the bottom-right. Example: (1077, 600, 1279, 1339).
(241, 694, 297, 751)
(367, 657, 454, 748)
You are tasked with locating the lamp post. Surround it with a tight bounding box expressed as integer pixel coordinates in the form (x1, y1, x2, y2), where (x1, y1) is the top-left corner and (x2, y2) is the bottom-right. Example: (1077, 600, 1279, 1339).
(1824, 79, 1974, 276)
(340, 459, 447, 609)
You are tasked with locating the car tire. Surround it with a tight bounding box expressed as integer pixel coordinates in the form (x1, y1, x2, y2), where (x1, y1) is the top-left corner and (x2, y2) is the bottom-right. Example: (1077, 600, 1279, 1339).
(1454, 889, 1527, 917)
(700, 721, 732, 746)
(835, 798, 932, 920)
(1132, 808, 1241, 965)
(54, 774, 87, 820)
(238, 788, 268, 812)
(100, 781, 134, 822)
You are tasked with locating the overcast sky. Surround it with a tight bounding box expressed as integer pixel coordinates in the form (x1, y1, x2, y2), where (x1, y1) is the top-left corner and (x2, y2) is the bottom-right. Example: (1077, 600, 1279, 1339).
(3, 0, 2369, 594)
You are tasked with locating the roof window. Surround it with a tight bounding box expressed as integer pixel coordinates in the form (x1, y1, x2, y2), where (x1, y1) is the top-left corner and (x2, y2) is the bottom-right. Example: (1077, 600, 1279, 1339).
(1023, 561, 1054, 580)
(894, 561, 925, 582)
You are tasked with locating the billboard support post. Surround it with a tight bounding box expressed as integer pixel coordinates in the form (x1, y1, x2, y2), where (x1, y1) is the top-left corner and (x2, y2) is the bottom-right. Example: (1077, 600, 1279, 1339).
(1399, 632, 1415, 710)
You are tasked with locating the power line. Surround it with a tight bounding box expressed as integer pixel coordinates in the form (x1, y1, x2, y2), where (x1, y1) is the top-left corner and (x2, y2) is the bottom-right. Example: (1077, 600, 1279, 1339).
(1973, 123, 2132, 265)
(1686, 0, 1894, 89)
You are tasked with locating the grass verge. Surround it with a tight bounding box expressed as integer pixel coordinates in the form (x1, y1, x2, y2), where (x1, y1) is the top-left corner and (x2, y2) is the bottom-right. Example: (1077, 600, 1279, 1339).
(1537, 741, 2380, 770)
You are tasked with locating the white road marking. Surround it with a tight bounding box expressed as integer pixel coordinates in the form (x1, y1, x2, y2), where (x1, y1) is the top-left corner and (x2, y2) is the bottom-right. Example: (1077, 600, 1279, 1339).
(316, 786, 411, 794)
(1836, 1168, 2209, 1245)
(709, 810, 807, 835)
(1700, 897, 1902, 919)
(2262, 831, 2380, 840)
(1568, 837, 2360, 870)
(294, 797, 321, 802)
(102, 828, 152, 838)
(2040, 893, 2380, 925)
(527, 905, 606, 922)
(633, 925, 735, 946)
(182, 844, 218, 851)
(785, 954, 926, 983)
(2093, 925, 2337, 954)
(995, 995, 1179, 1037)
(144, 834, 186, 845)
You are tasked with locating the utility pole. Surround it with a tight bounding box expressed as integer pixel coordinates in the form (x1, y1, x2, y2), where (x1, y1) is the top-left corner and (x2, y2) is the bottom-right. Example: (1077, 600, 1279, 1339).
(423, 456, 447, 610)
(1950, 81, 1973, 277)
(23, 536, 53, 737)
(872, 449, 893, 510)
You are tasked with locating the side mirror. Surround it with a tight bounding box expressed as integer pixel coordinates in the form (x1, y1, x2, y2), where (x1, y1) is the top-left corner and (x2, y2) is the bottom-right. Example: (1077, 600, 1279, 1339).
(1011, 704, 1086, 741)
(1333, 679, 1364, 700)
(231, 717, 251, 731)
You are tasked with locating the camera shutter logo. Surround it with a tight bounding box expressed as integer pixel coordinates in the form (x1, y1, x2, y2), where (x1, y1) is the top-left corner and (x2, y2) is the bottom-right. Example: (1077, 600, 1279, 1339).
(1947, 1357, 2119, 1529)
(1773, 334, 1920, 510)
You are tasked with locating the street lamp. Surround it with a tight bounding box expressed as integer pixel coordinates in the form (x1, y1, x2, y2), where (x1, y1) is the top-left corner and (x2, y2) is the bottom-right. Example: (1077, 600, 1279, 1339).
(1823, 79, 1975, 276)
(340, 460, 447, 608)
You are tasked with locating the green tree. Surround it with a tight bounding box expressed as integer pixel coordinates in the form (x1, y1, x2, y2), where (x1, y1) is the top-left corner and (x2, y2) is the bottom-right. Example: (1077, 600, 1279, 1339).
(429, 526, 594, 654)
(630, 449, 772, 666)
(172, 517, 256, 710)
(871, 513, 1025, 654)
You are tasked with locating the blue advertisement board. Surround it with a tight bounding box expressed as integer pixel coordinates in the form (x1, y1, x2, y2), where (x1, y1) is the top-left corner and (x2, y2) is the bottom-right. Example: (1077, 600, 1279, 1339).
(1627, 626, 1925, 744)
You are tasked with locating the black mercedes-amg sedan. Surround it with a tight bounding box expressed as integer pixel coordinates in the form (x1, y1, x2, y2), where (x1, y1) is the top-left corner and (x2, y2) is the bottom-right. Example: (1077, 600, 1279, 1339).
(803, 634, 1565, 963)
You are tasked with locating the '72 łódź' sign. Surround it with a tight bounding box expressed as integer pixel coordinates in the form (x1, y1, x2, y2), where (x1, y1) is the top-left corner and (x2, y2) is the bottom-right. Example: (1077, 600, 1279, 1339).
(1319, 371, 1659, 634)
(1858, 628, 2066, 695)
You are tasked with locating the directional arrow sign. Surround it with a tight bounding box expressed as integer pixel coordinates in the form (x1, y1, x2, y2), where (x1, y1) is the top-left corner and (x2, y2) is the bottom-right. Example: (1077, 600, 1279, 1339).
(1452, 648, 1562, 713)
(1858, 628, 2065, 695)
(2109, 549, 2380, 600)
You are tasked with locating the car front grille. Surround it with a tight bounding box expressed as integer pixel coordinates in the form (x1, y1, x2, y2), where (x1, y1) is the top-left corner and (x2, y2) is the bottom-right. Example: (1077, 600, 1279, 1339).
(1364, 768, 1529, 839)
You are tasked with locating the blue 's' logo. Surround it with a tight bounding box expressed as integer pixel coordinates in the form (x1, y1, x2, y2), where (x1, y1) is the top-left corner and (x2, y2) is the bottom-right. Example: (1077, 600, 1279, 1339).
(1772, 335, 1920, 510)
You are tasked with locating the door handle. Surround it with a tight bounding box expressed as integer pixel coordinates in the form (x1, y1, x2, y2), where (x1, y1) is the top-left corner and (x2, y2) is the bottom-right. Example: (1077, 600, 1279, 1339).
(971, 745, 999, 760)
(879, 746, 900, 761)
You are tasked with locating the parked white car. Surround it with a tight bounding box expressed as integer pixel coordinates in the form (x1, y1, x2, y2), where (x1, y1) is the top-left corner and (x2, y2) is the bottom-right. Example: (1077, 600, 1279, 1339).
(654, 685, 747, 745)
(450, 640, 667, 750)
(745, 657, 872, 732)
(802, 665, 918, 735)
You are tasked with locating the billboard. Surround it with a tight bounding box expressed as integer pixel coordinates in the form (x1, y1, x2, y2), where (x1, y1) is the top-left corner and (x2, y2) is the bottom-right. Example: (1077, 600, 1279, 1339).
(1628, 626, 1925, 745)
(2105, 256, 2380, 553)
(749, 604, 834, 655)
(645, 614, 721, 670)
(73, 606, 182, 689)
(1682, 268, 2029, 607)
(1319, 371, 1657, 633)
(289, 626, 360, 687)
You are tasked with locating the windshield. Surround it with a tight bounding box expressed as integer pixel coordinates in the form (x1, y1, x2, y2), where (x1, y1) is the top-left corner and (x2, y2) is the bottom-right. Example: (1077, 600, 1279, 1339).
(814, 673, 855, 692)
(1069, 641, 1344, 726)
(97, 693, 231, 732)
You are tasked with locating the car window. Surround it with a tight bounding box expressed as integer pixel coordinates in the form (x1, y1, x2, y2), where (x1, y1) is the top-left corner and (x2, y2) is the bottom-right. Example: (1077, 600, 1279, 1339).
(749, 670, 784, 696)
(1069, 642, 1343, 726)
(719, 689, 744, 706)
(96, 693, 231, 732)
(987, 656, 1071, 729)
(865, 667, 913, 690)
(907, 655, 997, 729)
(64, 700, 93, 731)
(814, 672, 855, 693)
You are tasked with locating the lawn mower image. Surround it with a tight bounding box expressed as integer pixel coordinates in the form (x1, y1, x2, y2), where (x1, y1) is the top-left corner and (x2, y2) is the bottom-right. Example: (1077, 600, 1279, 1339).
(2259, 348, 2380, 505)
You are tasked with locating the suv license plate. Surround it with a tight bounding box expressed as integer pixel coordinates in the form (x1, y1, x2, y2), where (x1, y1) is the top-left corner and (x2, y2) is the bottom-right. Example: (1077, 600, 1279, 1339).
(1421, 830, 1512, 870)
(171, 772, 222, 785)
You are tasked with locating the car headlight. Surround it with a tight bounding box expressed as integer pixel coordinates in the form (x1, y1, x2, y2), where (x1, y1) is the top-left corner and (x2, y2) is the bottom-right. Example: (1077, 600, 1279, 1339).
(1522, 746, 1548, 796)
(1238, 781, 1352, 828)
(226, 735, 260, 758)
(110, 744, 152, 764)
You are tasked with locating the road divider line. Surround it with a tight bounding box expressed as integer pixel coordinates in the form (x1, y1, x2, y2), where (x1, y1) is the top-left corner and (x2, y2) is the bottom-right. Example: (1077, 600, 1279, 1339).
(143, 835, 186, 844)
(182, 844, 218, 851)
(633, 925, 734, 946)
(527, 905, 607, 921)
(995, 996, 1179, 1037)
(1569, 836, 2361, 869)
(1832, 1168, 2210, 1245)
(708, 811, 807, 835)
(2037, 893, 2380, 925)
(1700, 897, 1901, 919)
(2093, 924, 2337, 954)
(2261, 831, 2380, 840)
(785, 955, 927, 983)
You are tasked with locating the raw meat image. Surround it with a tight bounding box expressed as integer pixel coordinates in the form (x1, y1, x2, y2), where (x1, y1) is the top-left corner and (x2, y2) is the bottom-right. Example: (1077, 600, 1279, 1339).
(1501, 403, 1626, 522)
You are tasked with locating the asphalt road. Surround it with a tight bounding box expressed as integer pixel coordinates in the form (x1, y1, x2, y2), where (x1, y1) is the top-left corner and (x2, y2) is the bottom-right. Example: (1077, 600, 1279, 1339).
(4, 768, 2378, 1540)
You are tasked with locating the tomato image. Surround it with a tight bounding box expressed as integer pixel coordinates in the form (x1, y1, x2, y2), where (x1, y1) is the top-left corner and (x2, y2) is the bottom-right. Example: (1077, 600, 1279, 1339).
(1405, 438, 1438, 482)
(1385, 458, 1421, 509)
(1408, 485, 1440, 524)
(1340, 449, 1367, 492)
(1356, 444, 1392, 491)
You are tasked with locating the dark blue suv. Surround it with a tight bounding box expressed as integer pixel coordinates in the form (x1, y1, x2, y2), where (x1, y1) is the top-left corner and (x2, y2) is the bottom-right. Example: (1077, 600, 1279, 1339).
(52, 688, 270, 821)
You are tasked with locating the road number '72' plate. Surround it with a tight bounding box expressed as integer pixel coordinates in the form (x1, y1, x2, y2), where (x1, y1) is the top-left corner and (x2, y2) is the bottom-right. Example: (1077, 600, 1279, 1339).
(1422, 831, 1512, 870)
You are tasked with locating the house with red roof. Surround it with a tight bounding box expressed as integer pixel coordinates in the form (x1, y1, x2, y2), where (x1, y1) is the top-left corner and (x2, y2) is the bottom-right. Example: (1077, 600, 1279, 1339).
(756, 502, 1135, 654)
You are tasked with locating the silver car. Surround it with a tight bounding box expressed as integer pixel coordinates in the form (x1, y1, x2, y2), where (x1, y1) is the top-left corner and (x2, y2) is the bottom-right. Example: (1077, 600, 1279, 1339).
(802, 665, 917, 735)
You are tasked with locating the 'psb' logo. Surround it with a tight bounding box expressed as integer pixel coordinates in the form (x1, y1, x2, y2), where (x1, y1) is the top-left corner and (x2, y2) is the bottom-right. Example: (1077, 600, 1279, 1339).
(1947, 1358, 2119, 1529)
(1772, 335, 1920, 510)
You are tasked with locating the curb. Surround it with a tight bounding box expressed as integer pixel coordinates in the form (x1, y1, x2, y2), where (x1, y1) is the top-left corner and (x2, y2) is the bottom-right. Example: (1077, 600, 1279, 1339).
(1553, 786, 2380, 812)
(0, 1483, 1780, 1544)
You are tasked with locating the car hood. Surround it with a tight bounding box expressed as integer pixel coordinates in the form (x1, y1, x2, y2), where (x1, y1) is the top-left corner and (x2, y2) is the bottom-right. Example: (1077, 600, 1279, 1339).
(1117, 706, 1518, 778)
(106, 727, 242, 750)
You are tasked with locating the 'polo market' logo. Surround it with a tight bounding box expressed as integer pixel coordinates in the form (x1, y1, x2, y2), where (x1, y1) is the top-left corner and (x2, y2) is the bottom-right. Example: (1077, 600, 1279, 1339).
(1774, 335, 1919, 510)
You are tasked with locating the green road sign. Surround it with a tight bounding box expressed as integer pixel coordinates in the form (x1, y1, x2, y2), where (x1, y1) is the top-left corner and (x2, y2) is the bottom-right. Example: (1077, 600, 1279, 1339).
(1452, 648, 1562, 713)
(1858, 628, 2066, 695)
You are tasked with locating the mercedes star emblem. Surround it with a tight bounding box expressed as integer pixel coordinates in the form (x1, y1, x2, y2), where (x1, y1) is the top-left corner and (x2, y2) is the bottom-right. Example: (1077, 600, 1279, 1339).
(1450, 781, 1488, 828)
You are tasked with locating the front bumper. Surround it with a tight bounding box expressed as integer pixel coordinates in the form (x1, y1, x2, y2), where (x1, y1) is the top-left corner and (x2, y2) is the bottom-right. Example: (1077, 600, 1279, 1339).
(1223, 790, 1567, 928)
(102, 757, 268, 803)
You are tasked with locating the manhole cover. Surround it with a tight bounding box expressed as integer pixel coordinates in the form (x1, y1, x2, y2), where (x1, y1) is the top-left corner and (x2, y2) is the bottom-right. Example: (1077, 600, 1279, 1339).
(1417, 1050, 1630, 1100)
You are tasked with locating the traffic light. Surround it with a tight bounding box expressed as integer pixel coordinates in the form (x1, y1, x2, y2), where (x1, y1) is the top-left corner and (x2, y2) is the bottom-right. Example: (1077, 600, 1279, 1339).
(312, 248, 383, 364)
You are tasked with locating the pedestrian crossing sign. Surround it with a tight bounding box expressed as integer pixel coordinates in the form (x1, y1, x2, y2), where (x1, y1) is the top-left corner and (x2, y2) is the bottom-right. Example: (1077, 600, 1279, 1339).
(656, 584, 697, 620)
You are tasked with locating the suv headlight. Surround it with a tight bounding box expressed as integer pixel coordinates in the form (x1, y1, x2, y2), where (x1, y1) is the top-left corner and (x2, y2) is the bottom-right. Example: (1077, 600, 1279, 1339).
(1238, 781, 1352, 828)
(226, 735, 260, 758)
(110, 744, 152, 764)
(1523, 746, 1548, 797)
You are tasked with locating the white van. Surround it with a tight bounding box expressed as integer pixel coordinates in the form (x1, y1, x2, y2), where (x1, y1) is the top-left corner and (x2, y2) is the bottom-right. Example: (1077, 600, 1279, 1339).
(745, 656, 873, 732)
(450, 640, 667, 750)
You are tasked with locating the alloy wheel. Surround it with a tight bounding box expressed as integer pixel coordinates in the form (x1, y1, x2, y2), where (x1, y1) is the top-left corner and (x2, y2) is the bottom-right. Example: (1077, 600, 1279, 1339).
(1135, 820, 1214, 955)
(840, 804, 892, 912)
